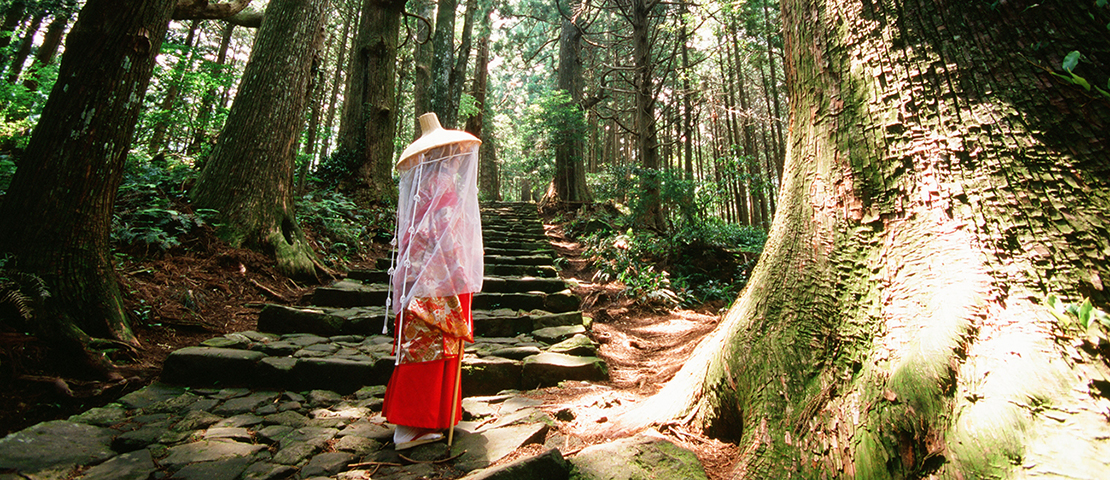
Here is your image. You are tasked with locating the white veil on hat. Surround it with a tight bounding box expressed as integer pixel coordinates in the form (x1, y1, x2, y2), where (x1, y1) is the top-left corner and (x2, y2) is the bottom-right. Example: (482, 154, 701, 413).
(386, 113, 483, 339)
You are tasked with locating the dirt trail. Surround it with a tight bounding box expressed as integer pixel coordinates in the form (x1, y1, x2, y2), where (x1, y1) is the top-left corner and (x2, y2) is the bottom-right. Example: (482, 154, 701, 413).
(532, 221, 741, 479)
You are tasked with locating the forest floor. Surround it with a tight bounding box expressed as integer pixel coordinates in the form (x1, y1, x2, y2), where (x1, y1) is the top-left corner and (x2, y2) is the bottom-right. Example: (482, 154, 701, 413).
(0, 211, 741, 479)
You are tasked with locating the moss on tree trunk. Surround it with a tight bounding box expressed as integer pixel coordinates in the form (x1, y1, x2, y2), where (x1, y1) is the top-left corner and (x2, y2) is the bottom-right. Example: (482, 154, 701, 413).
(191, 0, 330, 280)
(616, 1, 1110, 478)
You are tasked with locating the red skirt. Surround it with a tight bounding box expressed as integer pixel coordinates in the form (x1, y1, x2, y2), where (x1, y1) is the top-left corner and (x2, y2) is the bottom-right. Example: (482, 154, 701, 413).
(382, 293, 471, 429)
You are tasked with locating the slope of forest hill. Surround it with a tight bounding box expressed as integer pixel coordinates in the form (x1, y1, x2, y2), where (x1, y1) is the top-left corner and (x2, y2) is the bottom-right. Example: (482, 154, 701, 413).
(0, 203, 743, 474)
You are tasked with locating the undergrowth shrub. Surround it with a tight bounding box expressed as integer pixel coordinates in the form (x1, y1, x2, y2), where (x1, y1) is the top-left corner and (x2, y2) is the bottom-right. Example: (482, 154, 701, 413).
(296, 191, 393, 266)
(113, 155, 214, 253)
(575, 210, 767, 310)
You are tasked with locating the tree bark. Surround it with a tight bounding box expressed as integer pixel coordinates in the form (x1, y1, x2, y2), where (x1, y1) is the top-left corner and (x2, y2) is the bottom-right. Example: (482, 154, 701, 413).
(429, 0, 457, 128)
(411, 0, 435, 138)
(448, 0, 478, 127)
(680, 7, 693, 182)
(0, 0, 176, 377)
(297, 18, 327, 193)
(172, 0, 253, 20)
(615, 1, 1110, 478)
(630, 0, 664, 230)
(191, 0, 330, 280)
(334, 0, 402, 206)
(318, 10, 351, 162)
(466, 34, 500, 201)
(549, 7, 590, 206)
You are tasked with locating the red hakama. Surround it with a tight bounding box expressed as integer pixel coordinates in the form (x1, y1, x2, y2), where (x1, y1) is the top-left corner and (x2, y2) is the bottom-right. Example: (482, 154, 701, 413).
(382, 293, 472, 429)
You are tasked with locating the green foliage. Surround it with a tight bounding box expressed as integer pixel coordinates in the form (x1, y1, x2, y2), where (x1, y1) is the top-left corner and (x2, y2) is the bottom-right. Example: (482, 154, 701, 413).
(0, 62, 57, 151)
(583, 228, 680, 306)
(295, 191, 393, 266)
(112, 155, 213, 253)
(0, 254, 50, 329)
(1052, 50, 1110, 101)
(497, 89, 587, 201)
(314, 147, 362, 188)
(1046, 294, 1110, 346)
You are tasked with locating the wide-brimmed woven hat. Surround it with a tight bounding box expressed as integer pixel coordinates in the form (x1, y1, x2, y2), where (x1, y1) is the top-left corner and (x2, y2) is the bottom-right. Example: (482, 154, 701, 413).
(396, 113, 481, 171)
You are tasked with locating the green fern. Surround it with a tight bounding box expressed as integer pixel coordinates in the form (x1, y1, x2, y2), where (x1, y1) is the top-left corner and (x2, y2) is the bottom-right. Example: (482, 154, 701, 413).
(0, 257, 50, 323)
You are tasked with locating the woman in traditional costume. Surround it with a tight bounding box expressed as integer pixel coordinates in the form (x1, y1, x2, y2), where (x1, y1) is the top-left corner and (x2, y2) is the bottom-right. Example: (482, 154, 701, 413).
(383, 113, 483, 449)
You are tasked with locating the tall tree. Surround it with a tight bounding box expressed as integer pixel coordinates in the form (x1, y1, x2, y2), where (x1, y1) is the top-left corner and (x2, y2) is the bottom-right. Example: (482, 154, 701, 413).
(547, 1, 591, 206)
(410, 0, 435, 137)
(334, 0, 403, 205)
(428, 0, 458, 127)
(465, 27, 501, 200)
(0, 0, 177, 376)
(147, 19, 201, 154)
(318, 7, 352, 162)
(627, 0, 664, 229)
(192, 0, 330, 279)
(614, 1, 1110, 478)
(0, 0, 253, 376)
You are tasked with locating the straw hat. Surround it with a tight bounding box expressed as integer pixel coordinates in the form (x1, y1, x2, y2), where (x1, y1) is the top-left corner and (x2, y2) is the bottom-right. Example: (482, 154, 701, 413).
(396, 113, 481, 171)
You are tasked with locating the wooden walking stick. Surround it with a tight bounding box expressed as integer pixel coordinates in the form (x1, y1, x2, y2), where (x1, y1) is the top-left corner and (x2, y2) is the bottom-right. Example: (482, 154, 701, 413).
(447, 339, 464, 448)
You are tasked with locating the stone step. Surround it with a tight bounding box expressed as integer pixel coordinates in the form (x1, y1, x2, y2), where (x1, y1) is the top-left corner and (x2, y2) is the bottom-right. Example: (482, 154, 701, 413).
(484, 254, 553, 266)
(160, 327, 604, 395)
(485, 264, 558, 278)
(349, 264, 559, 284)
(485, 239, 552, 250)
(479, 277, 568, 294)
(481, 224, 545, 235)
(483, 247, 552, 257)
(377, 246, 552, 259)
(472, 290, 581, 313)
(311, 278, 575, 310)
(256, 304, 583, 338)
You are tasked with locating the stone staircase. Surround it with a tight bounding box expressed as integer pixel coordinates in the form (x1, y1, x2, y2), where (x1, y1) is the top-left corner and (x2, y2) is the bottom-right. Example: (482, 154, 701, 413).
(0, 202, 711, 480)
(159, 201, 607, 395)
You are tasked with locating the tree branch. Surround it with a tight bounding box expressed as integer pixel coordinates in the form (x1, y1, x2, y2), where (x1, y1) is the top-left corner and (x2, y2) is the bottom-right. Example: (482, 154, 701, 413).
(222, 10, 262, 28)
(173, 0, 253, 21)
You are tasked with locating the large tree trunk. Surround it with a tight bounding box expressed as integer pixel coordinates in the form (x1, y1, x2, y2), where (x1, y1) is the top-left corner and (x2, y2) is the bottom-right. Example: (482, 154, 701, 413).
(0, 0, 176, 376)
(334, 0, 402, 206)
(616, 1, 1110, 478)
(191, 0, 330, 280)
(429, 0, 457, 128)
(410, 0, 435, 138)
(548, 9, 590, 206)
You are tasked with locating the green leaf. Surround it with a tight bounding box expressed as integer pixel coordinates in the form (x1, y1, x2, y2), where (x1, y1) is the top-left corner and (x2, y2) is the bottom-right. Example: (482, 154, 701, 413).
(1100, 0, 1108, 8)
(1063, 50, 1082, 73)
(1079, 299, 1094, 328)
(1070, 73, 1092, 91)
